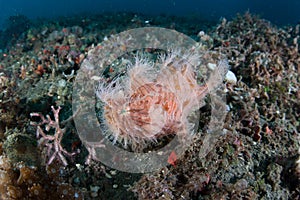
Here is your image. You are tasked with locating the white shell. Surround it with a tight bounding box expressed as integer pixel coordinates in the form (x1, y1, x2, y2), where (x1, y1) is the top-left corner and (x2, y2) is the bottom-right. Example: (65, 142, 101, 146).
(225, 70, 237, 84)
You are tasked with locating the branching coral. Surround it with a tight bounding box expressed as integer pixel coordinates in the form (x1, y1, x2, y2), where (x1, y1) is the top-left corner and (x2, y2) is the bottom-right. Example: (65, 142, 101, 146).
(30, 106, 78, 166)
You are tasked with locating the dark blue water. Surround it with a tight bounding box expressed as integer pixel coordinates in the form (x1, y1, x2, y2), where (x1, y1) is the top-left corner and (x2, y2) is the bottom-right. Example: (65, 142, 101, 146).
(0, 0, 299, 28)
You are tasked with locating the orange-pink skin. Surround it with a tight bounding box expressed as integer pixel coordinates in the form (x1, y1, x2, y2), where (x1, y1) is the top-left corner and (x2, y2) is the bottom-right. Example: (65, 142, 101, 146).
(98, 56, 227, 148)
(129, 82, 208, 134)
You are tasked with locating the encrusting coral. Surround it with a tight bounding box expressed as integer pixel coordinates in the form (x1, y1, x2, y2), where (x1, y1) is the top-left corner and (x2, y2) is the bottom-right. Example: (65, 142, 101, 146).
(0, 141, 83, 200)
(96, 50, 228, 151)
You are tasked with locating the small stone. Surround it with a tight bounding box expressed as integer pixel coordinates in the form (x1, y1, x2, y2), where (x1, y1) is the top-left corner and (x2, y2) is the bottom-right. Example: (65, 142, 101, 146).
(91, 76, 102, 81)
(231, 95, 240, 101)
(207, 63, 217, 70)
(113, 184, 118, 188)
(225, 105, 230, 111)
(105, 172, 112, 179)
(110, 170, 117, 175)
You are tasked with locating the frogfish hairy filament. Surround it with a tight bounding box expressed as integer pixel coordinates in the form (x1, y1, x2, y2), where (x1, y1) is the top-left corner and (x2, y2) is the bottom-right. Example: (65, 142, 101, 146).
(96, 50, 228, 151)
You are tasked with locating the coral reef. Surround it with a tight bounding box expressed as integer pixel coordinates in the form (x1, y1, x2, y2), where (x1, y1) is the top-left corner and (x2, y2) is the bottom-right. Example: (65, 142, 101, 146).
(0, 11, 298, 199)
